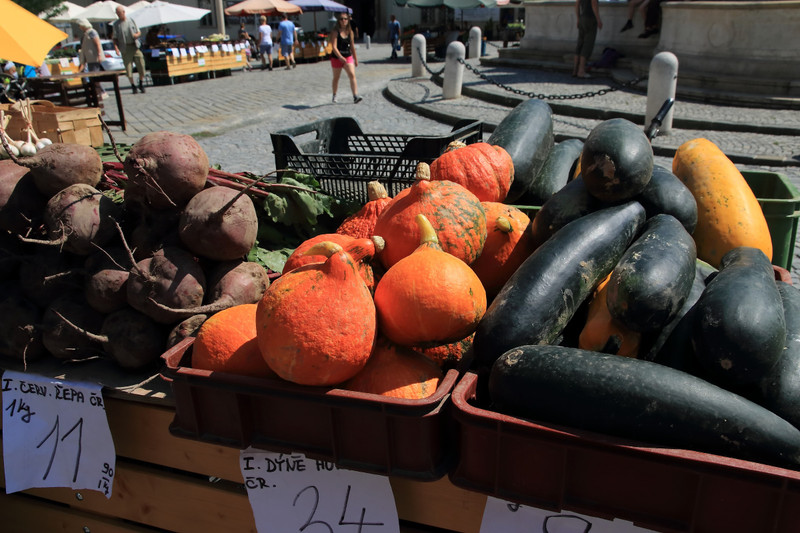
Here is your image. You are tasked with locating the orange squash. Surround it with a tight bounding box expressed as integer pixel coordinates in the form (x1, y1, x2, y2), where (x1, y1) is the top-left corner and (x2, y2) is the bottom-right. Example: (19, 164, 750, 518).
(578, 274, 641, 357)
(672, 138, 772, 268)
(335, 181, 392, 239)
(470, 202, 536, 299)
(282, 233, 384, 292)
(429, 141, 514, 203)
(374, 214, 487, 346)
(373, 162, 487, 269)
(342, 337, 443, 399)
(413, 332, 474, 370)
(256, 241, 377, 386)
(192, 304, 277, 378)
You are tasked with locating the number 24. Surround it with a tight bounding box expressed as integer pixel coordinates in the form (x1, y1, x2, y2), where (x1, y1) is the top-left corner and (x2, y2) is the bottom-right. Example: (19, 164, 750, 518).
(293, 484, 385, 532)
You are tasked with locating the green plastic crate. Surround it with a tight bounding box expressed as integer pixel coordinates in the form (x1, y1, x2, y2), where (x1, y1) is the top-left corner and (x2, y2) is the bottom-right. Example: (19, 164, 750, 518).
(742, 170, 800, 271)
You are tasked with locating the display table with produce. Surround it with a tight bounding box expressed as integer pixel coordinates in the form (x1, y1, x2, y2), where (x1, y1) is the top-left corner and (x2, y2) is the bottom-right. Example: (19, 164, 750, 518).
(2, 109, 800, 532)
(145, 41, 249, 85)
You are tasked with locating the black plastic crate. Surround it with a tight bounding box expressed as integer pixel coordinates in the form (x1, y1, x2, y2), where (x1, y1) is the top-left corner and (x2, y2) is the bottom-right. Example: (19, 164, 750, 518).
(271, 117, 483, 204)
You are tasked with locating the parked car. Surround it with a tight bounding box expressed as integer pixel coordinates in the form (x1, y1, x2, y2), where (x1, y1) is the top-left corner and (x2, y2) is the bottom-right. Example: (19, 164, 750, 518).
(51, 39, 125, 72)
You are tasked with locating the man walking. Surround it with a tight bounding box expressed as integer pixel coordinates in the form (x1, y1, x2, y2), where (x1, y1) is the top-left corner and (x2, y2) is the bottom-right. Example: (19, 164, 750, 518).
(388, 14, 401, 60)
(277, 13, 298, 70)
(112, 5, 147, 93)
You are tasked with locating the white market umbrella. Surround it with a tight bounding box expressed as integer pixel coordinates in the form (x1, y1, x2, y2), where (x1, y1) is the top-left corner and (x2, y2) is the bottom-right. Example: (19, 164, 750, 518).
(38, 0, 85, 22)
(128, 0, 210, 27)
(126, 0, 153, 13)
(288, 0, 348, 32)
(76, 0, 124, 22)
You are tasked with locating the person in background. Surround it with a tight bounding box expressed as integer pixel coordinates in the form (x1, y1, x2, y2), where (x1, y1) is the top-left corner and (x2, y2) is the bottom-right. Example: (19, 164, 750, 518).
(329, 13, 362, 104)
(620, 0, 650, 34)
(258, 15, 273, 71)
(573, 0, 602, 79)
(111, 5, 147, 94)
(277, 12, 298, 70)
(76, 18, 108, 99)
(238, 22, 253, 71)
(145, 25, 163, 48)
(388, 14, 401, 60)
(2, 61, 17, 79)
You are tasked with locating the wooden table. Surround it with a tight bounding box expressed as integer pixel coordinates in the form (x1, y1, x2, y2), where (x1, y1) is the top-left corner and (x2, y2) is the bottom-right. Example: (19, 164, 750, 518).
(26, 70, 127, 131)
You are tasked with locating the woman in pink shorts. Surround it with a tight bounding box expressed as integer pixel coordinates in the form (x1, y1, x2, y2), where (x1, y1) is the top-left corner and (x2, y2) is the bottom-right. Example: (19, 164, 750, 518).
(330, 13, 362, 103)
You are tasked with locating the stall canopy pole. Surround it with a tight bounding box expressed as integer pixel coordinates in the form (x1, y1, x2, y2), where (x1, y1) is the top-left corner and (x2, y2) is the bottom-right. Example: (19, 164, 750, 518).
(216, 0, 225, 35)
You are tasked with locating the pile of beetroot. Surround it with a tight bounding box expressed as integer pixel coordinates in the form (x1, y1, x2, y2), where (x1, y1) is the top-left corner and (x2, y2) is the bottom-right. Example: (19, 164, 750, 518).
(0, 131, 275, 372)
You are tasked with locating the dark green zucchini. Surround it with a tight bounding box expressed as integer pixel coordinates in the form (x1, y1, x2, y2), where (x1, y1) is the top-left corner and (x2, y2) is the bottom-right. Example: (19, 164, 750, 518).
(641, 259, 714, 368)
(580, 118, 654, 203)
(488, 345, 800, 469)
(473, 201, 645, 370)
(692, 246, 786, 386)
(634, 165, 698, 234)
(606, 214, 697, 332)
(522, 138, 584, 205)
(528, 176, 603, 248)
(756, 281, 800, 430)
(487, 99, 554, 203)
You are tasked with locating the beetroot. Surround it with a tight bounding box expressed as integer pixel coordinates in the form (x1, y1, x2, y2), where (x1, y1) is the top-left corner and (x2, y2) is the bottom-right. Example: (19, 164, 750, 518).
(151, 259, 269, 317)
(126, 205, 182, 261)
(19, 248, 84, 307)
(124, 131, 209, 211)
(0, 284, 46, 363)
(21, 183, 122, 255)
(84, 247, 130, 313)
(17, 143, 103, 198)
(126, 246, 206, 323)
(166, 313, 208, 348)
(178, 185, 258, 261)
(0, 160, 46, 234)
(42, 292, 106, 360)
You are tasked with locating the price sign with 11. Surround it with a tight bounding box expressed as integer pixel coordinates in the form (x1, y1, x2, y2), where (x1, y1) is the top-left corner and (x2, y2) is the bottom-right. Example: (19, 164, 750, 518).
(2, 371, 116, 498)
(239, 448, 400, 533)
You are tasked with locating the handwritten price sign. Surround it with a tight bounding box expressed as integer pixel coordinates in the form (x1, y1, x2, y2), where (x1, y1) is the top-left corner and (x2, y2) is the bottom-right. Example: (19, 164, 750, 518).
(2, 371, 116, 498)
(480, 497, 657, 532)
(239, 449, 400, 533)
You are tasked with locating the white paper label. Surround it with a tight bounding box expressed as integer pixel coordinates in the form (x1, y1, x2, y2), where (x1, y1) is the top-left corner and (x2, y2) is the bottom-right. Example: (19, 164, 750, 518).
(72, 57, 80, 66)
(211, 44, 219, 53)
(235, 54, 242, 62)
(171, 47, 179, 57)
(480, 497, 658, 532)
(150, 49, 160, 58)
(240, 449, 400, 533)
(2, 371, 116, 498)
(189, 47, 196, 56)
(197, 58, 205, 66)
(59, 58, 70, 68)
(179, 48, 187, 57)
(234, 43, 241, 51)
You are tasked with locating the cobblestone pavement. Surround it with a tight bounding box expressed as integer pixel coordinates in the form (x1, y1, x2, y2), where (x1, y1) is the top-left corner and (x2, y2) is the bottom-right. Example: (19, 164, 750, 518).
(96, 41, 800, 278)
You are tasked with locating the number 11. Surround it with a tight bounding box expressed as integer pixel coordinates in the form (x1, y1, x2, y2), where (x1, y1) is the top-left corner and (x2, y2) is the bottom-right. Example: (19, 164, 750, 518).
(37, 415, 84, 482)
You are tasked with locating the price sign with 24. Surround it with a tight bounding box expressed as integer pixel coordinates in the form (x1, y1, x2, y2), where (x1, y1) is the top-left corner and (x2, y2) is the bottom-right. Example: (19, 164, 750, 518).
(2, 371, 116, 498)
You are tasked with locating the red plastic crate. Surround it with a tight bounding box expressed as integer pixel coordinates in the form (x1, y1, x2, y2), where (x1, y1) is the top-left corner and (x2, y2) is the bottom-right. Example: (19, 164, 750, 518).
(160, 337, 459, 480)
(449, 371, 800, 533)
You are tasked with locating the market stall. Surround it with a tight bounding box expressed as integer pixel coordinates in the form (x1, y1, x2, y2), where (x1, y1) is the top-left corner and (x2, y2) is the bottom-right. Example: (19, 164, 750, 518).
(145, 40, 250, 84)
(2, 108, 800, 533)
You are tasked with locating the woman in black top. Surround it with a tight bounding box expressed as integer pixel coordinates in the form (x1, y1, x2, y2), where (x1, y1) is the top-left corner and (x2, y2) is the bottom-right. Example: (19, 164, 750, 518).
(329, 13, 362, 104)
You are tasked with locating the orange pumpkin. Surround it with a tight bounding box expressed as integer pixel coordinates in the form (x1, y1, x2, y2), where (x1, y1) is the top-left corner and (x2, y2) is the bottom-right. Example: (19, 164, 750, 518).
(282, 233, 384, 292)
(336, 181, 392, 239)
(372, 162, 487, 269)
(470, 202, 536, 299)
(192, 304, 276, 378)
(430, 141, 514, 203)
(374, 214, 487, 346)
(256, 241, 377, 386)
(672, 138, 772, 268)
(413, 332, 474, 370)
(342, 337, 443, 399)
(578, 274, 641, 357)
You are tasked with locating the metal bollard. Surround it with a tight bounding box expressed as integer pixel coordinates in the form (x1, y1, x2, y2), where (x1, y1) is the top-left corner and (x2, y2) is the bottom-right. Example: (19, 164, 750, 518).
(646, 51, 678, 135)
(468, 27, 482, 59)
(364, 34, 370, 49)
(411, 34, 426, 78)
(443, 41, 466, 100)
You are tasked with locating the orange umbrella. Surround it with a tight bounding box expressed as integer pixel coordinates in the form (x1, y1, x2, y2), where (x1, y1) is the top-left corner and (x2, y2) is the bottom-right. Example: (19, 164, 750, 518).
(0, 0, 68, 66)
(224, 0, 302, 16)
